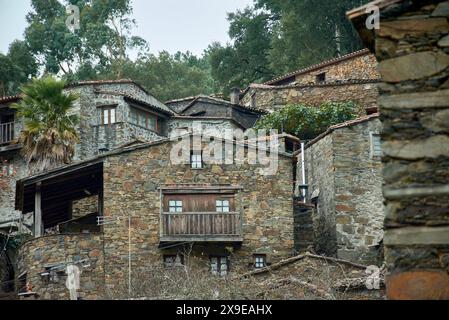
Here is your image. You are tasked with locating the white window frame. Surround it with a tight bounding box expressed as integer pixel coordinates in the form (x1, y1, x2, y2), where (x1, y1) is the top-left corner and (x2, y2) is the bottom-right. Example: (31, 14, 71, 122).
(210, 256, 229, 276)
(191, 151, 203, 169)
(168, 200, 183, 213)
(216, 200, 230, 213)
(370, 132, 382, 158)
(100, 106, 117, 125)
(254, 255, 267, 269)
(163, 255, 184, 268)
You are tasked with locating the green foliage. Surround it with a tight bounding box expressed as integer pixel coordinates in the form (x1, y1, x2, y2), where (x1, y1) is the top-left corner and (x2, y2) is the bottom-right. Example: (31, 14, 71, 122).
(0, 40, 37, 96)
(254, 101, 361, 140)
(25, 0, 147, 77)
(207, 8, 274, 96)
(2, 1, 373, 101)
(209, 0, 371, 94)
(11, 76, 80, 173)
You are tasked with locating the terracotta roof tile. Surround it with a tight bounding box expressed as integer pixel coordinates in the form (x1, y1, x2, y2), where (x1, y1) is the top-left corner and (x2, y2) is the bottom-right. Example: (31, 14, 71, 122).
(264, 49, 372, 86)
(294, 113, 380, 153)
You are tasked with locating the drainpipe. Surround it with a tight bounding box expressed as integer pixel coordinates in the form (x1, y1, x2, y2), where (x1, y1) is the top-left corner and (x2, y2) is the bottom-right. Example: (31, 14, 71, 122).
(301, 142, 306, 203)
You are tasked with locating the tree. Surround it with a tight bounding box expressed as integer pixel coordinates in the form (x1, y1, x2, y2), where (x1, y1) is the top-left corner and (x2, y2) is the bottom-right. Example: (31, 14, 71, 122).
(207, 7, 274, 96)
(254, 102, 361, 140)
(11, 76, 80, 173)
(0, 41, 37, 96)
(256, 0, 370, 75)
(24, 0, 147, 77)
(116, 51, 215, 102)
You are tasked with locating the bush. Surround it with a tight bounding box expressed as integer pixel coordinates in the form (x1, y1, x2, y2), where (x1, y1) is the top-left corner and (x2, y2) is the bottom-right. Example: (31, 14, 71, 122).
(254, 101, 362, 140)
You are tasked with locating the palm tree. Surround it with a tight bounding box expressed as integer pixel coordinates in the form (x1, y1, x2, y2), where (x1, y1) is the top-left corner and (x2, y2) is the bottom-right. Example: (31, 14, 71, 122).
(12, 76, 79, 174)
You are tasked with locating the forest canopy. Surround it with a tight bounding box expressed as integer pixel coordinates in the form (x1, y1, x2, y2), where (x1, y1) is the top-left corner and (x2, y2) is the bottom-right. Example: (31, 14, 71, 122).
(0, 0, 370, 101)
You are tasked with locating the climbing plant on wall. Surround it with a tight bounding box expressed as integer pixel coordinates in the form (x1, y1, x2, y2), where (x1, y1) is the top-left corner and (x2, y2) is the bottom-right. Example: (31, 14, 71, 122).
(254, 101, 361, 140)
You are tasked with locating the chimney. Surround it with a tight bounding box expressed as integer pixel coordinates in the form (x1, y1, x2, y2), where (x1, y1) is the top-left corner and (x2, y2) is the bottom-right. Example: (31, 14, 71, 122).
(230, 88, 240, 105)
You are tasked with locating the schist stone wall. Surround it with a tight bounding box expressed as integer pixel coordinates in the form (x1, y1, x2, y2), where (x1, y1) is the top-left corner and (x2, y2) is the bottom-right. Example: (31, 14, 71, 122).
(240, 81, 380, 113)
(0, 150, 28, 230)
(359, 0, 449, 299)
(100, 140, 294, 294)
(288, 50, 379, 85)
(65, 82, 168, 160)
(240, 50, 380, 113)
(0, 82, 168, 228)
(296, 116, 384, 264)
(168, 118, 240, 138)
(17, 233, 105, 300)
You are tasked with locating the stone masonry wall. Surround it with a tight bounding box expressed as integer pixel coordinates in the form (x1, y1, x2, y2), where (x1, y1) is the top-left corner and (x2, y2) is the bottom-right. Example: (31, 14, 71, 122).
(293, 200, 315, 252)
(167, 118, 240, 138)
(17, 234, 105, 300)
(296, 118, 384, 264)
(296, 134, 337, 256)
(332, 119, 384, 265)
(65, 83, 167, 160)
(0, 150, 28, 229)
(72, 196, 99, 220)
(101, 140, 294, 295)
(372, 0, 449, 299)
(293, 52, 380, 85)
(241, 81, 379, 113)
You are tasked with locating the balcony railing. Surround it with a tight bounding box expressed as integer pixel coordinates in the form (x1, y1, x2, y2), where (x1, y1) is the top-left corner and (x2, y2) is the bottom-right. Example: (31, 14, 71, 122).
(161, 212, 243, 242)
(0, 122, 15, 145)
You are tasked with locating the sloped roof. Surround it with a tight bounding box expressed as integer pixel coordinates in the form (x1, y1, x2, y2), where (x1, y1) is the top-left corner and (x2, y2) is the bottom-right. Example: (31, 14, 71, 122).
(66, 79, 149, 94)
(166, 95, 266, 115)
(264, 49, 372, 86)
(0, 95, 21, 104)
(294, 113, 380, 154)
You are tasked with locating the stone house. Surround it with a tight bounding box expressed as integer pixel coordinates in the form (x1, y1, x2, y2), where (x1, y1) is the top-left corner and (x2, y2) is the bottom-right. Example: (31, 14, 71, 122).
(14, 134, 294, 299)
(295, 114, 384, 264)
(165, 95, 263, 137)
(240, 49, 381, 114)
(0, 80, 264, 232)
(348, 0, 449, 299)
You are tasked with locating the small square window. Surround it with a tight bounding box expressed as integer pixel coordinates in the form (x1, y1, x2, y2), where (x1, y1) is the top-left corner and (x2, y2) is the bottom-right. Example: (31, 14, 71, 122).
(216, 200, 230, 213)
(163, 255, 184, 268)
(191, 151, 203, 169)
(211, 256, 229, 276)
(254, 255, 267, 269)
(316, 72, 326, 83)
(169, 200, 183, 213)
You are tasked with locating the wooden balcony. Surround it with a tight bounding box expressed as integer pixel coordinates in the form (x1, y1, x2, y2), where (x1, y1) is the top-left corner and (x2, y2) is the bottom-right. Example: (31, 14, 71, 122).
(0, 122, 15, 145)
(160, 212, 243, 243)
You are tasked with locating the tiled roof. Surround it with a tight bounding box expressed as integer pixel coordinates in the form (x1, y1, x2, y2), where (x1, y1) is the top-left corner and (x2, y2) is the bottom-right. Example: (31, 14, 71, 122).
(167, 95, 266, 115)
(66, 79, 151, 96)
(0, 95, 22, 104)
(295, 113, 380, 153)
(264, 49, 372, 86)
(123, 95, 174, 116)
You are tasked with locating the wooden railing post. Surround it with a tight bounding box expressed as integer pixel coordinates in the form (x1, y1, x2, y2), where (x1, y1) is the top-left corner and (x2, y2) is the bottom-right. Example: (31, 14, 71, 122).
(34, 182, 43, 238)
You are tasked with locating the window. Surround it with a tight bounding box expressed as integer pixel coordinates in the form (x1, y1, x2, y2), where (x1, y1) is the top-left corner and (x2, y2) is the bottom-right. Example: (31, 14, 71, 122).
(130, 109, 138, 125)
(370, 133, 382, 158)
(254, 255, 267, 269)
(191, 151, 203, 169)
(100, 106, 117, 125)
(316, 72, 326, 83)
(163, 255, 184, 268)
(210, 256, 229, 276)
(169, 200, 183, 213)
(129, 107, 158, 132)
(216, 200, 230, 213)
